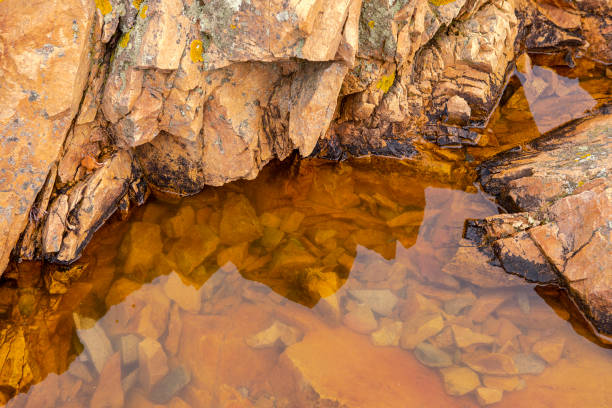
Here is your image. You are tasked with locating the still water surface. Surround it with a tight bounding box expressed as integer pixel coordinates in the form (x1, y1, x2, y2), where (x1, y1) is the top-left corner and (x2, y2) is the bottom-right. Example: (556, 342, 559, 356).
(1, 157, 611, 408)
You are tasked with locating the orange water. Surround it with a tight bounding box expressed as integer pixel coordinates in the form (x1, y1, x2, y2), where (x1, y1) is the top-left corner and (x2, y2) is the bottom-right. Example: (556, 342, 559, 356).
(1, 156, 611, 408)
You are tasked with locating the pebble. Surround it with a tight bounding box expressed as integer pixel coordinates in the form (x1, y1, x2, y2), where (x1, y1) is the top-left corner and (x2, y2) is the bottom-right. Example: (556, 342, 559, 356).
(414, 342, 453, 368)
(246, 320, 303, 348)
(451, 325, 495, 348)
(476, 387, 503, 406)
(371, 321, 403, 346)
(400, 313, 444, 350)
(532, 338, 565, 364)
(468, 294, 508, 323)
(513, 353, 547, 375)
(343, 304, 379, 334)
(443, 293, 475, 315)
(463, 351, 518, 375)
(440, 366, 481, 396)
(349, 289, 398, 316)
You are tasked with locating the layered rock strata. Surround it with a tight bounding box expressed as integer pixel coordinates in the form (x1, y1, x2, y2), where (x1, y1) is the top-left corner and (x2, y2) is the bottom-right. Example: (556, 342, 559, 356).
(449, 113, 611, 334)
(0, 0, 610, 280)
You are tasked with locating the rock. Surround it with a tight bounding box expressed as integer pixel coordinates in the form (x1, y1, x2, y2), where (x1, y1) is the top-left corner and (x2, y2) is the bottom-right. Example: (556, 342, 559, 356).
(532, 338, 565, 364)
(468, 293, 509, 323)
(496, 318, 522, 345)
(443, 293, 476, 315)
(400, 313, 445, 350)
(478, 114, 612, 334)
(90, 353, 124, 408)
(149, 366, 192, 404)
(105, 278, 142, 308)
(476, 387, 503, 406)
(482, 375, 523, 392)
(121, 369, 139, 393)
(513, 353, 547, 375)
(164, 303, 183, 356)
(463, 352, 518, 376)
(270, 240, 317, 272)
(219, 194, 263, 245)
(414, 342, 453, 368)
(440, 367, 481, 396)
(443, 243, 527, 288)
(73, 314, 113, 374)
(315, 294, 343, 326)
(279, 317, 461, 407)
(3, 0, 612, 295)
(0, 0, 96, 273)
(68, 360, 94, 383)
(451, 325, 495, 348)
(371, 321, 403, 347)
(246, 321, 303, 349)
(162, 206, 196, 238)
(168, 226, 220, 274)
(138, 338, 169, 391)
(119, 222, 163, 276)
(343, 304, 379, 334)
(42, 151, 136, 263)
(119, 334, 141, 367)
(445, 96, 471, 125)
(163, 272, 201, 313)
(349, 289, 398, 316)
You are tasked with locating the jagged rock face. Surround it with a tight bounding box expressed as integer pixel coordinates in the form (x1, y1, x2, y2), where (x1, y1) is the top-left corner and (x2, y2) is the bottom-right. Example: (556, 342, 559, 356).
(0, 0, 609, 271)
(459, 113, 612, 334)
(0, 0, 96, 273)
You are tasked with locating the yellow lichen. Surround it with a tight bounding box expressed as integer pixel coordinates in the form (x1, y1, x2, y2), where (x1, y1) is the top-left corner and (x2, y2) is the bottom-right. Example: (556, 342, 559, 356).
(133, 0, 143, 8)
(376, 72, 396, 94)
(139, 4, 148, 18)
(190, 40, 204, 63)
(368, 20, 375, 29)
(230, 23, 237, 30)
(429, 0, 457, 6)
(119, 31, 131, 48)
(95, 0, 112, 15)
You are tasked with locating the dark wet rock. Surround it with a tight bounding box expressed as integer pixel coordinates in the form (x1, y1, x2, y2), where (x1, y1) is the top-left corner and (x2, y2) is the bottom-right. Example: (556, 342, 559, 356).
(492, 232, 558, 284)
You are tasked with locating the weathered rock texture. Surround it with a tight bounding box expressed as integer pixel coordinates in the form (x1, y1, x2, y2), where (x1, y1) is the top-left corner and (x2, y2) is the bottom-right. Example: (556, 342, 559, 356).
(457, 113, 611, 334)
(0, 0, 610, 276)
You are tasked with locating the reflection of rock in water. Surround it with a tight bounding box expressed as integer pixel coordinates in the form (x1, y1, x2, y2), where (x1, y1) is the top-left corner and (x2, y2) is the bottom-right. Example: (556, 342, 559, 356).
(1, 156, 610, 407)
(0, 157, 450, 399)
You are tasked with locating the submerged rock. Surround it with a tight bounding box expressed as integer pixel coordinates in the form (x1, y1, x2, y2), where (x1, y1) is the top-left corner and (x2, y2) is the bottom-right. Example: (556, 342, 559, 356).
(439, 366, 481, 396)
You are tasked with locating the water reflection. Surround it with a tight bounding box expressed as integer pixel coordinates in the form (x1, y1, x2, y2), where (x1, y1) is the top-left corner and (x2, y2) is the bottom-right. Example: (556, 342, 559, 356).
(467, 55, 610, 161)
(1, 158, 611, 407)
(516, 54, 597, 134)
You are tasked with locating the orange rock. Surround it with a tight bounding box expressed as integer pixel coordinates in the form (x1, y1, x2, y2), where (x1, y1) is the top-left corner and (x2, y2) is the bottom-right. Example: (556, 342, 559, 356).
(462, 351, 518, 376)
(280, 325, 471, 407)
(532, 338, 565, 364)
